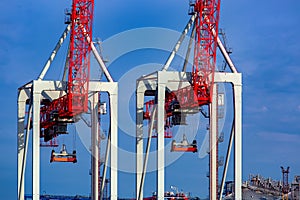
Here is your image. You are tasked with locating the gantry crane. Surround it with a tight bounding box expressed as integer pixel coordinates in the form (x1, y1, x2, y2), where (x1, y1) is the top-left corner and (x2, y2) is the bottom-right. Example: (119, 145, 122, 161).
(40, 0, 94, 142)
(136, 0, 242, 200)
(17, 0, 118, 200)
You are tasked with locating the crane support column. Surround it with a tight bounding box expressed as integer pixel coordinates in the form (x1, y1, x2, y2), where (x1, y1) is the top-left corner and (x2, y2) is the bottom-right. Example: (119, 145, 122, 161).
(32, 81, 42, 200)
(86, 82, 119, 200)
(157, 71, 166, 200)
(17, 104, 25, 200)
(136, 77, 158, 200)
(233, 80, 242, 199)
(214, 72, 242, 199)
(136, 82, 146, 200)
(17, 89, 29, 200)
(91, 93, 99, 200)
(108, 83, 118, 200)
(210, 83, 218, 200)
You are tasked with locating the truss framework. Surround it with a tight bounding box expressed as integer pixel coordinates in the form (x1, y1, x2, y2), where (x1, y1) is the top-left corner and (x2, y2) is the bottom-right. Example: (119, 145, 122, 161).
(135, 15, 242, 199)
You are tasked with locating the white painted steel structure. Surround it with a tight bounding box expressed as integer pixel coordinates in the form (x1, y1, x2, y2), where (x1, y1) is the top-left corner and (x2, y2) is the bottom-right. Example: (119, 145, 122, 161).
(135, 31, 242, 199)
(136, 71, 242, 200)
(17, 26, 118, 200)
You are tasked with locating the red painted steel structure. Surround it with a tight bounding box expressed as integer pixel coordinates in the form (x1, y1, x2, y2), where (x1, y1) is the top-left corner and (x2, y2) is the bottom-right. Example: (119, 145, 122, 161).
(40, 0, 94, 137)
(68, 0, 94, 115)
(143, 0, 221, 125)
(192, 0, 221, 106)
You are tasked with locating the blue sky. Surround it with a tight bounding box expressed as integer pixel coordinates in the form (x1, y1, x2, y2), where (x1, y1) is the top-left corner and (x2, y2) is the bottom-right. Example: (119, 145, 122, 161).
(1, 0, 300, 199)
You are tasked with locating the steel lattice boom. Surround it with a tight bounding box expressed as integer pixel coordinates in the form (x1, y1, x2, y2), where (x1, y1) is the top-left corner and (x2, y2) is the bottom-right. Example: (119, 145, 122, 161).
(191, 0, 221, 105)
(68, 0, 94, 115)
(40, 0, 94, 139)
(143, 0, 221, 132)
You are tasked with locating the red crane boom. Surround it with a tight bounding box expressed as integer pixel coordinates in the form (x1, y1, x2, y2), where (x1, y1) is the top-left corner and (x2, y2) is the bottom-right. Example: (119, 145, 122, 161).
(68, 0, 94, 115)
(143, 0, 221, 127)
(191, 0, 221, 105)
(40, 0, 94, 140)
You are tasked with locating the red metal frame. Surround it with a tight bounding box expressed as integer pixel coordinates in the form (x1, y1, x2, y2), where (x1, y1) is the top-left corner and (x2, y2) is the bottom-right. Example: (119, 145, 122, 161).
(192, 0, 221, 106)
(143, 88, 198, 121)
(40, 0, 94, 140)
(40, 138, 59, 147)
(171, 145, 197, 153)
(143, 89, 195, 135)
(144, 100, 173, 138)
(170, 136, 198, 153)
(50, 153, 77, 163)
(142, 0, 221, 133)
(143, 100, 155, 120)
(50, 147, 77, 163)
(68, 0, 94, 115)
(50, 157, 77, 163)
